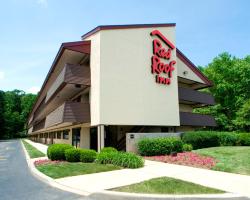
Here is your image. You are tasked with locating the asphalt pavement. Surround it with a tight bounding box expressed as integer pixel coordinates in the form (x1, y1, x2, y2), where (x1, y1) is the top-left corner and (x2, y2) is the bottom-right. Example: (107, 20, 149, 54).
(0, 139, 86, 200)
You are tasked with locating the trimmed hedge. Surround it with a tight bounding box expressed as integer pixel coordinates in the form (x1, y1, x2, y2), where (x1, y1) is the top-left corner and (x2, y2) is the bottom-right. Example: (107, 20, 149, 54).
(79, 149, 97, 163)
(182, 131, 220, 149)
(238, 133, 250, 146)
(217, 132, 238, 146)
(47, 144, 73, 161)
(100, 147, 118, 153)
(181, 131, 249, 149)
(65, 149, 80, 162)
(96, 152, 144, 168)
(137, 137, 184, 156)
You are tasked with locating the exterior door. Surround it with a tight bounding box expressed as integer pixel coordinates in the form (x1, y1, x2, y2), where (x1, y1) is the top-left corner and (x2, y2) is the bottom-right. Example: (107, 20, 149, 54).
(72, 128, 81, 148)
(90, 127, 97, 151)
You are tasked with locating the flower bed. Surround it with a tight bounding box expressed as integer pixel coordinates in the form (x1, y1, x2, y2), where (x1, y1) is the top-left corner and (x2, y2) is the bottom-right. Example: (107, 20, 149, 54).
(34, 159, 65, 166)
(145, 152, 216, 169)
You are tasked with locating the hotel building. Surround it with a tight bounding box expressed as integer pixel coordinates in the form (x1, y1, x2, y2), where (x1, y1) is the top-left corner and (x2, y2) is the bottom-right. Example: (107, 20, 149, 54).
(27, 23, 216, 152)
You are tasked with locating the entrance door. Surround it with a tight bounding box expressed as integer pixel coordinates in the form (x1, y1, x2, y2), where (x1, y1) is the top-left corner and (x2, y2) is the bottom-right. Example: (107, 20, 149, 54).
(72, 128, 81, 148)
(90, 127, 97, 151)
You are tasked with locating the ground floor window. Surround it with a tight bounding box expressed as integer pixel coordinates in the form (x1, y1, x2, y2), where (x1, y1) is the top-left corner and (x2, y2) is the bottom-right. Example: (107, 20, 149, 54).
(57, 131, 61, 139)
(63, 130, 69, 140)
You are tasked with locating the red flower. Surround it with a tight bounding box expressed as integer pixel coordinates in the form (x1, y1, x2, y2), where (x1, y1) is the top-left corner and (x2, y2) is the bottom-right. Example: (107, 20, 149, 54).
(145, 152, 216, 169)
(34, 159, 65, 166)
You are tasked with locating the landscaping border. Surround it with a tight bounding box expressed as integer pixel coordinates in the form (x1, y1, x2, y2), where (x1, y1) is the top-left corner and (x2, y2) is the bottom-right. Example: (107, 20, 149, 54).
(21, 140, 249, 200)
(20, 139, 90, 196)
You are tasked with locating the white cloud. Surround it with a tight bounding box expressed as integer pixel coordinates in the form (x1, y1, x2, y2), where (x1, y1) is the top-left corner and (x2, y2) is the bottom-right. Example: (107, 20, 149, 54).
(37, 0, 48, 7)
(0, 71, 5, 80)
(27, 86, 40, 94)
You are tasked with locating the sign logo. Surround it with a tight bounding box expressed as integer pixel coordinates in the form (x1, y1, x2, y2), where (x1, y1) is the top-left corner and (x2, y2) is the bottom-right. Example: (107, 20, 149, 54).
(150, 30, 176, 85)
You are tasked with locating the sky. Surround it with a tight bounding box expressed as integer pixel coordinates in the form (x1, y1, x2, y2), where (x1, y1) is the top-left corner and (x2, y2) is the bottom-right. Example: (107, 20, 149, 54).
(0, 0, 249, 93)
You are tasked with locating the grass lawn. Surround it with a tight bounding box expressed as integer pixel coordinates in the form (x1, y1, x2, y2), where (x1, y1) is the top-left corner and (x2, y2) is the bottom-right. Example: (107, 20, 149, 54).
(36, 162, 121, 179)
(22, 140, 45, 158)
(112, 177, 224, 194)
(195, 146, 250, 175)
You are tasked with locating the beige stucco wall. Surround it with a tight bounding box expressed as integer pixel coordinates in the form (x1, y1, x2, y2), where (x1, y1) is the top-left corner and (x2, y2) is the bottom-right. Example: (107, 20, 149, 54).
(86, 32, 101, 126)
(85, 27, 180, 126)
(177, 57, 205, 84)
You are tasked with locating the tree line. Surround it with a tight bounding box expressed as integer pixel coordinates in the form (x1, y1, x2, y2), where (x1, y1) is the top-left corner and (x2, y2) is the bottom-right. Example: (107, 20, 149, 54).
(0, 90, 37, 139)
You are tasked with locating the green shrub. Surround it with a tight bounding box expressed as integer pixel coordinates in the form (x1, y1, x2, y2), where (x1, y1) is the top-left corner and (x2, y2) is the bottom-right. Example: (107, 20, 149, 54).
(137, 137, 183, 156)
(47, 144, 73, 161)
(65, 148, 80, 162)
(170, 138, 184, 152)
(100, 147, 118, 153)
(96, 152, 115, 164)
(217, 132, 238, 146)
(238, 133, 250, 146)
(182, 131, 220, 149)
(183, 144, 193, 152)
(79, 149, 97, 163)
(182, 131, 242, 149)
(96, 152, 144, 168)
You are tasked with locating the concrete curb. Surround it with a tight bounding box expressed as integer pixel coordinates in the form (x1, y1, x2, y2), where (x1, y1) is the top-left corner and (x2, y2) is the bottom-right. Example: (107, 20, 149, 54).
(89, 190, 249, 200)
(21, 140, 249, 200)
(20, 140, 90, 196)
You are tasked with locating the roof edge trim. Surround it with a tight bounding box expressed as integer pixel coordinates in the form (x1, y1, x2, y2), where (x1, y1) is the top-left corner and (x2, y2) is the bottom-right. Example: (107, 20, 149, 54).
(81, 23, 176, 39)
(176, 48, 213, 87)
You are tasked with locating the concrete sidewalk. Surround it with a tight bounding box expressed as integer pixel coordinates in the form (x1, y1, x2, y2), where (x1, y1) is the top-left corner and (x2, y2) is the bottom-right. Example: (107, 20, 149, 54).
(57, 160, 250, 197)
(24, 139, 48, 155)
(25, 139, 250, 197)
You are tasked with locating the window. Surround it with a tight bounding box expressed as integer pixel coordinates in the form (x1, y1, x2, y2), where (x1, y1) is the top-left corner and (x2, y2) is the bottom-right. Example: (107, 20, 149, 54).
(57, 131, 61, 139)
(63, 130, 69, 140)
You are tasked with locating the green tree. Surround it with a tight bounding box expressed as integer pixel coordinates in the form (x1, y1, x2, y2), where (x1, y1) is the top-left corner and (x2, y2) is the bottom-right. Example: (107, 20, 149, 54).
(2, 90, 37, 138)
(234, 99, 250, 131)
(196, 53, 250, 131)
(0, 91, 5, 139)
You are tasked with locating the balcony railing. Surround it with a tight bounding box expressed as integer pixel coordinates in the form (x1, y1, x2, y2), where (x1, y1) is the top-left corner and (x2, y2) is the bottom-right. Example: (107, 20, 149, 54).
(180, 112, 216, 127)
(178, 87, 215, 106)
(45, 101, 90, 128)
(46, 64, 90, 103)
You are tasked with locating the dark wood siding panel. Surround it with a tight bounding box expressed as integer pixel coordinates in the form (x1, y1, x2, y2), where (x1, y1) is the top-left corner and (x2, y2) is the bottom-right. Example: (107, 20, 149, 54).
(64, 64, 90, 86)
(44, 103, 65, 128)
(33, 97, 46, 123)
(63, 102, 90, 123)
(33, 118, 45, 132)
(178, 87, 215, 106)
(180, 112, 216, 127)
(46, 67, 66, 102)
(45, 64, 90, 105)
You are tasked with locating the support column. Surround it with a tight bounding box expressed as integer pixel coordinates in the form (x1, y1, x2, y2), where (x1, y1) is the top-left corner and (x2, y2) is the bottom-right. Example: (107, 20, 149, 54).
(80, 127, 90, 149)
(97, 125, 105, 152)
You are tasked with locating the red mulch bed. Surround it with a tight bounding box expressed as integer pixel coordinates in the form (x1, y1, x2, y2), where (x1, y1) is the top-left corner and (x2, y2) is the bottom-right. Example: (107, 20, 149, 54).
(145, 152, 216, 169)
(34, 159, 65, 166)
